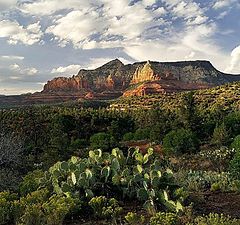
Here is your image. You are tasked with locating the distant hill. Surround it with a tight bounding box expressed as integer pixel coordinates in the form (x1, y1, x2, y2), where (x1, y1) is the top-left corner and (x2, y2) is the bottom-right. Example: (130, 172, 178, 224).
(0, 59, 240, 106)
(111, 82, 240, 112)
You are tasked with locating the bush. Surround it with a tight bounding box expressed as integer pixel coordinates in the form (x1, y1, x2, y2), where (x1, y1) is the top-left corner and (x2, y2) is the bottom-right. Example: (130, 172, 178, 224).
(14, 189, 75, 225)
(231, 135, 240, 152)
(90, 132, 116, 151)
(224, 112, 240, 138)
(150, 212, 179, 225)
(229, 135, 240, 179)
(188, 213, 240, 225)
(134, 128, 150, 141)
(89, 196, 122, 221)
(122, 132, 135, 141)
(0, 191, 18, 225)
(125, 212, 145, 225)
(163, 129, 199, 155)
(42, 195, 75, 225)
(229, 152, 240, 180)
(211, 123, 229, 147)
(19, 170, 44, 197)
(178, 170, 238, 192)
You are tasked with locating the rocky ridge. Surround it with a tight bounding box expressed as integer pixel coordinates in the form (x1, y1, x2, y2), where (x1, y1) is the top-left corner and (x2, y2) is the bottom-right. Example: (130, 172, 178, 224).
(1, 59, 240, 106)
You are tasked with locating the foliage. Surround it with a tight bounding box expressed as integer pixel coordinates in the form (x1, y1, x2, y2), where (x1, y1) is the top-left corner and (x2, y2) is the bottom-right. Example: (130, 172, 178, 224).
(163, 129, 199, 155)
(41, 148, 184, 213)
(124, 212, 145, 225)
(224, 112, 240, 138)
(89, 196, 122, 222)
(176, 170, 240, 192)
(188, 213, 240, 225)
(19, 170, 44, 196)
(14, 189, 75, 225)
(90, 132, 117, 151)
(229, 152, 240, 180)
(0, 191, 18, 225)
(0, 133, 24, 192)
(134, 128, 150, 141)
(149, 212, 179, 225)
(211, 123, 229, 147)
(231, 135, 240, 152)
(198, 147, 235, 171)
(122, 132, 135, 141)
(229, 135, 240, 180)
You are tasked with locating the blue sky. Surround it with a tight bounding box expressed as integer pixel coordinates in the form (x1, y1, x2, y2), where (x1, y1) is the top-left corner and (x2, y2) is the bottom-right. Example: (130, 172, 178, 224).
(0, 0, 239, 95)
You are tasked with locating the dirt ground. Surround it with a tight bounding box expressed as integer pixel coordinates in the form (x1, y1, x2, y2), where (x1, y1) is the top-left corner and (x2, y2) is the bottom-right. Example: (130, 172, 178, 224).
(191, 191, 240, 218)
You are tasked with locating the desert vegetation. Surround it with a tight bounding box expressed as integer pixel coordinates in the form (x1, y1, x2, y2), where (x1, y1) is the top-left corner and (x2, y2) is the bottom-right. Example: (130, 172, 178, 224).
(0, 82, 240, 224)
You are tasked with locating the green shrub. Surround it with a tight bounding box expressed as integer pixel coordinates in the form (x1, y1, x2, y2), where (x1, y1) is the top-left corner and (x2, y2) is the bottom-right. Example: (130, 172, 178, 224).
(90, 132, 116, 151)
(19, 170, 44, 197)
(224, 112, 240, 138)
(229, 135, 240, 179)
(134, 128, 150, 141)
(0, 191, 18, 225)
(163, 129, 199, 155)
(17, 204, 45, 225)
(122, 132, 135, 141)
(231, 135, 240, 152)
(89, 196, 122, 221)
(211, 123, 229, 147)
(125, 212, 145, 225)
(42, 195, 75, 225)
(14, 189, 75, 225)
(181, 170, 238, 192)
(149, 212, 179, 225)
(188, 213, 240, 225)
(229, 152, 240, 180)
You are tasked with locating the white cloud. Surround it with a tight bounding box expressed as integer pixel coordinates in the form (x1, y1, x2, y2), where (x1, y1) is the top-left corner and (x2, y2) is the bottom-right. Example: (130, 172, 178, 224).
(124, 22, 229, 72)
(51, 64, 81, 74)
(44, 0, 167, 48)
(225, 45, 240, 74)
(0, 55, 24, 60)
(165, 0, 208, 25)
(46, 10, 106, 47)
(0, 20, 43, 45)
(9, 64, 38, 75)
(0, 0, 18, 11)
(19, 0, 96, 16)
(213, 0, 237, 9)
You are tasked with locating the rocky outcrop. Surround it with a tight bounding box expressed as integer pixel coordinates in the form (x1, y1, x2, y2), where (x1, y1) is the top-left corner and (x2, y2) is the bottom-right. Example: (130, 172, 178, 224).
(1, 59, 240, 106)
(44, 76, 89, 92)
(131, 61, 160, 84)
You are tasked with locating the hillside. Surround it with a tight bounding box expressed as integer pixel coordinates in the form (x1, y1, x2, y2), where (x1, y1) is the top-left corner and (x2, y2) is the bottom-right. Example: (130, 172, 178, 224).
(111, 82, 240, 112)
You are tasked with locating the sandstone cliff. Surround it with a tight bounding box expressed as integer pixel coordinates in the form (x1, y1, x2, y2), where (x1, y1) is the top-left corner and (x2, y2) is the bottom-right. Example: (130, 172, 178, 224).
(1, 59, 240, 106)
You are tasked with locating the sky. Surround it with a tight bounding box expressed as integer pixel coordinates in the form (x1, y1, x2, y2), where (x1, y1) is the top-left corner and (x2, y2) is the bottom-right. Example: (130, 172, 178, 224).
(0, 0, 239, 95)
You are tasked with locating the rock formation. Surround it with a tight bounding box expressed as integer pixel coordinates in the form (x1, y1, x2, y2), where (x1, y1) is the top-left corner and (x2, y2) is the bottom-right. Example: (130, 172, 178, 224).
(1, 59, 240, 106)
(130, 61, 160, 84)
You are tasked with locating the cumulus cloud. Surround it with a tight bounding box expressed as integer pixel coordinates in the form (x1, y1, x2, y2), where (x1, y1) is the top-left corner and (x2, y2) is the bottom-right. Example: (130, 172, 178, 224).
(213, 0, 237, 9)
(9, 63, 38, 75)
(46, 10, 106, 48)
(225, 45, 240, 74)
(19, 0, 95, 16)
(51, 64, 81, 74)
(0, 0, 18, 11)
(44, 0, 167, 48)
(0, 20, 43, 45)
